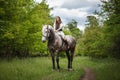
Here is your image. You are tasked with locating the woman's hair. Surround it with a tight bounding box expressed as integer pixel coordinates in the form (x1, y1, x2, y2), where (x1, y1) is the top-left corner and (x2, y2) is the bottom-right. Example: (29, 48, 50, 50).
(55, 16, 62, 24)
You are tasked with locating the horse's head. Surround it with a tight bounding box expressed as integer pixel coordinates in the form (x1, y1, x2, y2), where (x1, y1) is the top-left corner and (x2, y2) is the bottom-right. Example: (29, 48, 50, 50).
(42, 25, 52, 42)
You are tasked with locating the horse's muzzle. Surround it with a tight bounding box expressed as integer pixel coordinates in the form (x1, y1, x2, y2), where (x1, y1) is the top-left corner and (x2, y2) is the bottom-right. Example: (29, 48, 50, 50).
(42, 37, 46, 43)
(42, 40, 46, 43)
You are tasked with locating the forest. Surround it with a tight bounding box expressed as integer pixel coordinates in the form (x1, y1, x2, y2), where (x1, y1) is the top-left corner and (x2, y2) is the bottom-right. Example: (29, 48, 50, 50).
(0, 0, 120, 80)
(0, 0, 120, 59)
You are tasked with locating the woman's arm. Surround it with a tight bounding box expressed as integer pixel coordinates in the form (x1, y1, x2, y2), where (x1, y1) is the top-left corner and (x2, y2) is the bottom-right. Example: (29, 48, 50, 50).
(53, 21, 56, 31)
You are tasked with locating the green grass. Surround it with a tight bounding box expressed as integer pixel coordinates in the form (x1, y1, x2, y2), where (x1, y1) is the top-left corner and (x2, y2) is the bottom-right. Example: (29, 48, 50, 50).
(0, 57, 120, 80)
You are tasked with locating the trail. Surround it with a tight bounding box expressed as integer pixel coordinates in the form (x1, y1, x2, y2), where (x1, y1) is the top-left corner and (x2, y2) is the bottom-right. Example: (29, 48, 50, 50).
(80, 67, 95, 80)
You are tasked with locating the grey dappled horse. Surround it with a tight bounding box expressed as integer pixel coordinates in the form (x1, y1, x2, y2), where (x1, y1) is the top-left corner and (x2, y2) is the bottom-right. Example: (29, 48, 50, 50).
(42, 25, 76, 71)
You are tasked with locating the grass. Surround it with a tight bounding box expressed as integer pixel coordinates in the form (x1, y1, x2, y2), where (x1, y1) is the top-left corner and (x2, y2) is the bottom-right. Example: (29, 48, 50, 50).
(0, 57, 120, 80)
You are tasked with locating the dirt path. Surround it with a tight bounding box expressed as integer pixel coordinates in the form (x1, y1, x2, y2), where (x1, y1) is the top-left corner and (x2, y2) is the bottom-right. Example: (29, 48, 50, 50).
(80, 67, 95, 80)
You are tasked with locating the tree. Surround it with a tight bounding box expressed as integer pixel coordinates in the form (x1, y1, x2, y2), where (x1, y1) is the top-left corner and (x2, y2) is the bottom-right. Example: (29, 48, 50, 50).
(100, 0, 120, 58)
(67, 19, 82, 40)
(0, 0, 35, 57)
(86, 16, 99, 27)
(0, 0, 53, 58)
(78, 16, 106, 57)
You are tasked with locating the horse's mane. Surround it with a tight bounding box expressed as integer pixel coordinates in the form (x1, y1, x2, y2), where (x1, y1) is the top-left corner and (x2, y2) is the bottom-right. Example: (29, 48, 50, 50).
(46, 25, 55, 41)
(42, 25, 53, 29)
(43, 25, 59, 42)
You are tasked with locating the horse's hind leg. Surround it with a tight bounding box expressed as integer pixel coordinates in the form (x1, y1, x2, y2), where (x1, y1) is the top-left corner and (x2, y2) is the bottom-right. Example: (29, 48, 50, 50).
(66, 51, 70, 70)
(56, 53, 60, 71)
(69, 48, 75, 71)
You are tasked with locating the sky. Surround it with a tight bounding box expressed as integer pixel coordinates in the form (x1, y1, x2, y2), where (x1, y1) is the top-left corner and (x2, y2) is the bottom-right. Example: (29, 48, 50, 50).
(35, 0, 102, 31)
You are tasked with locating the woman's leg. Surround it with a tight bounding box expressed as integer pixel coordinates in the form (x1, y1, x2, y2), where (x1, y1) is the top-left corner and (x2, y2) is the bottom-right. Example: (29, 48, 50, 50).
(60, 31, 69, 49)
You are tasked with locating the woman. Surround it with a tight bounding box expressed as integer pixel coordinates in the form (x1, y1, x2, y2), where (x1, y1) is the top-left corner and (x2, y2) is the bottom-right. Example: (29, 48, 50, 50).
(53, 16, 69, 48)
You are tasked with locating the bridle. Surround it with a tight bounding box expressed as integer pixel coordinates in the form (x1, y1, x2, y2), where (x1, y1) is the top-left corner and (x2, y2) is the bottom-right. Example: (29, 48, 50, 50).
(42, 25, 50, 54)
(42, 34, 48, 38)
(42, 25, 50, 39)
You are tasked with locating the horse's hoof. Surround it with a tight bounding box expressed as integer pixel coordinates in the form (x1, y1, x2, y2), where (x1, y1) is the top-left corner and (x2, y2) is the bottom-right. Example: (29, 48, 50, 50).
(52, 69, 56, 71)
(57, 69, 60, 72)
(68, 68, 73, 71)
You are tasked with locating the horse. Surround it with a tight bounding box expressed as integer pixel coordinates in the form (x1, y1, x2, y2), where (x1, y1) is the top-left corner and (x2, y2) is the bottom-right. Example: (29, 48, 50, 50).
(42, 25, 76, 71)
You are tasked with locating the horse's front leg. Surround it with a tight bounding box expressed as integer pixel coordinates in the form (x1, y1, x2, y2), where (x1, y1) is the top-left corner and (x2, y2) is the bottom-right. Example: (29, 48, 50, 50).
(50, 50, 55, 71)
(56, 52, 60, 71)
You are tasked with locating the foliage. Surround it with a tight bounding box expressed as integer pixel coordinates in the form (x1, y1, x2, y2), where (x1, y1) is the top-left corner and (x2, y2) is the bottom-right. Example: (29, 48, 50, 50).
(67, 19, 82, 40)
(100, 0, 120, 58)
(77, 16, 106, 57)
(63, 26, 72, 35)
(77, 0, 120, 58)
(0, 0, 52, 57)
